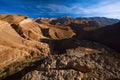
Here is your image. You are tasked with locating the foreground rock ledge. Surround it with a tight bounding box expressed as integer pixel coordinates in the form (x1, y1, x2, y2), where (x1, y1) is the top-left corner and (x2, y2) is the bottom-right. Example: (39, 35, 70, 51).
(22, 48, 120, 80)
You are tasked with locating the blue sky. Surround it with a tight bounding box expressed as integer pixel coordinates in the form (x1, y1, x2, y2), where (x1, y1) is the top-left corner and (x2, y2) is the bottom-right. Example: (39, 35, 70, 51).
(0, 0, 120, 19)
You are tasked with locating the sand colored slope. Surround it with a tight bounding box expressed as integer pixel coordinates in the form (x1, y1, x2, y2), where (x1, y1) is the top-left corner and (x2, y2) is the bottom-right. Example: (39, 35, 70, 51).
(49, 26, 75, 40)
(18, 19, 44, 40)
(0, 20, 23, 47)
(0, 19, 50, 79)
(0, 14, 27, 24)
(35, 19, 76, 40)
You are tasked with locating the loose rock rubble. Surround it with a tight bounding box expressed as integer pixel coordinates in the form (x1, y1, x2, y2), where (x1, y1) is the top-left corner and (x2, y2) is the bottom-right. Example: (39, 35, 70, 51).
(22, 46, 120, 80)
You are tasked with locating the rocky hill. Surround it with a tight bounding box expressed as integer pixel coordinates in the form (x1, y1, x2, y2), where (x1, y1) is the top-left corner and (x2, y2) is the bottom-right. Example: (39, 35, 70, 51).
(0, 14, 120, 80)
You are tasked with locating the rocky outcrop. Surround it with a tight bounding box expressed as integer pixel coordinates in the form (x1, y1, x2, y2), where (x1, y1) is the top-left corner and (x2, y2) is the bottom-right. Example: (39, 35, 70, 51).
(21, 41, 120, 80)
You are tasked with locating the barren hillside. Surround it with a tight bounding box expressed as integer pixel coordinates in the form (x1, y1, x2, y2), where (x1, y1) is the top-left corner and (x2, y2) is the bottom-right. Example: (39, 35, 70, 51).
(0, 14, 120, 80)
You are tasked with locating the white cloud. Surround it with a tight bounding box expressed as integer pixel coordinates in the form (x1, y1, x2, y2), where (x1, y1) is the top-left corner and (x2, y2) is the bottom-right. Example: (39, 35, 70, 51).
(88, 1, 120, 19)
(36, 4, 74, 13)
(86, 1, 120, 14)
(36, 0, 120, 19)
(74, 1, 120, 19)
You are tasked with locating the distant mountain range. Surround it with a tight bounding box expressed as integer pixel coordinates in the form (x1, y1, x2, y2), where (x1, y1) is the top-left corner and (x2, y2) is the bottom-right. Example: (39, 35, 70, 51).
(77, 17, 120, 27)
(49, 16, 120, 27)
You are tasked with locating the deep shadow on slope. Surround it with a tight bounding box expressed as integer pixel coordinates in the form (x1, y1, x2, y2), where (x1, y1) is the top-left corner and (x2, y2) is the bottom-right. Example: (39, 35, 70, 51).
(40, 36, 79, 54)
(80, 22, 120, 52)
(40, 28, 51, 38)
(11, 24, 26, 38)
(40, 37, 114, 55)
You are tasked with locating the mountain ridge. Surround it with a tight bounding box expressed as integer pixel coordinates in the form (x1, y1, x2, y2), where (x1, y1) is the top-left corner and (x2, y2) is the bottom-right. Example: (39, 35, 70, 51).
(37, 16, 120, 27)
